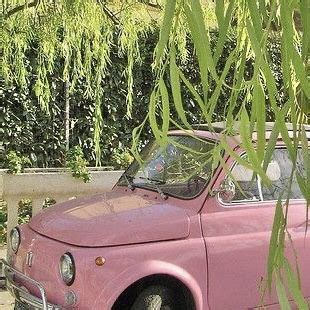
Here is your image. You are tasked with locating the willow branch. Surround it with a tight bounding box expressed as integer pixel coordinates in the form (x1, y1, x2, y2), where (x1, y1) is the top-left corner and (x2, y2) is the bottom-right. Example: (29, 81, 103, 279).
(6, 0, 39, 18)
(98, 0, 119, 24)
(144, 2, 162, 10)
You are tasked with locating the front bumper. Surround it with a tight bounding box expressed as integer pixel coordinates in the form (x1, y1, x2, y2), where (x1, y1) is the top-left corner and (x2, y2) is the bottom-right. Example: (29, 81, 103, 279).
(1, 259, 61, 310)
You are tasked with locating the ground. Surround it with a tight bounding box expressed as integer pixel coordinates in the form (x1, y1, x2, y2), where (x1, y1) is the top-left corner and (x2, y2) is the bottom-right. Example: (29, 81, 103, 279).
(0, 248, 14, 309)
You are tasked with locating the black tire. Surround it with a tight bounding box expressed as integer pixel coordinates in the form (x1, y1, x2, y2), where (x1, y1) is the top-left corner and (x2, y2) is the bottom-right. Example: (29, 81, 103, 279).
(131, 285, 180, 310)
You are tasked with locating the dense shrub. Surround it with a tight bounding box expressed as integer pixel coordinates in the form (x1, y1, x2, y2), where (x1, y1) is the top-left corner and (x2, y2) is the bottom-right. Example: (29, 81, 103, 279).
(0, 30, 283, 169)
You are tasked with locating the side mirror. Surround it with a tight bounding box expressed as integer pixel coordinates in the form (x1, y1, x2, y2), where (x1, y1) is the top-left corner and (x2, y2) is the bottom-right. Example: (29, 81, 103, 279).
(211, 178, 236, 203)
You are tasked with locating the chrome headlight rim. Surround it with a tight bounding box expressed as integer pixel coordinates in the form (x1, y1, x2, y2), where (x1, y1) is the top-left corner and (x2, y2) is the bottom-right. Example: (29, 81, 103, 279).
(10, 227, 20, 253)
(59, 252, 75, 286)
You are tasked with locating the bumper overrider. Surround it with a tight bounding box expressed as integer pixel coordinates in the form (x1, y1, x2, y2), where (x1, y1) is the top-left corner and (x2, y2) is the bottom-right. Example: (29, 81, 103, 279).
(1, 259, 61, 310)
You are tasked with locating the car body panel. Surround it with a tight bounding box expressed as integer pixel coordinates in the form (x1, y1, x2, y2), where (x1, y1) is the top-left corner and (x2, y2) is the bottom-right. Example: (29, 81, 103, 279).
(201, 152, 310, 309)
(29, 191, 193, 247)
(5, 125, 310, 310)
(9, 216, 208, 309)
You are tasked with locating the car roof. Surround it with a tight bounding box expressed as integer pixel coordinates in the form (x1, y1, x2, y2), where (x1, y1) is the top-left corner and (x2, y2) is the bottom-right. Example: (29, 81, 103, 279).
(194, 122, 310, 134)
(169, 122, 310, 149)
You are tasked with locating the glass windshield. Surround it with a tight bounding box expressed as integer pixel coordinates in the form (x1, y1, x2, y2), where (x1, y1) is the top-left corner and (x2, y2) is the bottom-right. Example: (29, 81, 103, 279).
(118, 135, 216, 198)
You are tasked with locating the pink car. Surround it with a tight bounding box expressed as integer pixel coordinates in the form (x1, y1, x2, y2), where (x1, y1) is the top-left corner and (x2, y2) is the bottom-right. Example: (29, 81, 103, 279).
(2, 123, 310, 310)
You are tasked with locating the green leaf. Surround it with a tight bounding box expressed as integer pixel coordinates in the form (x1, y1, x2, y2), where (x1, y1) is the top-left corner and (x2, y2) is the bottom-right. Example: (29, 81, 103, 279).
(214, 0, 235, 64)
(283, 259, 309, 309)
(247, 0, 263, 42)
(178, 68, 209, 123)
(169, 47, 191, 128)
(252, 78, 266, 163)
(300, 0, 310, 60)
(158, 78, 170, 141)
(148, 89, 163, 143)
(184, 1, 218, 101)
(263, 122, 280, 172)
(155, 0, 176, 65)
(208, 48, 236, 119)
(267, 197, 284, 291)
(275, 272, 291, 310)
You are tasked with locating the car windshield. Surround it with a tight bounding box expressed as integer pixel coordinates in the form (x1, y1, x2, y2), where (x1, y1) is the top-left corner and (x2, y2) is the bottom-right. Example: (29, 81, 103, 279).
(118, 135, 216, 198)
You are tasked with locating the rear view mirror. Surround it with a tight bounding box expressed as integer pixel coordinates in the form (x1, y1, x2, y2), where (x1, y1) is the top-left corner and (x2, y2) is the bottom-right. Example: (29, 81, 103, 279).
(211, 178, 236, 203)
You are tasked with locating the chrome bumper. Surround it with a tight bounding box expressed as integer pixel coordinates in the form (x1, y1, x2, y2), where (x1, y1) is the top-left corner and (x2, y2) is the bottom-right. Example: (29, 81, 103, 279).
(1, 259, 62, 310)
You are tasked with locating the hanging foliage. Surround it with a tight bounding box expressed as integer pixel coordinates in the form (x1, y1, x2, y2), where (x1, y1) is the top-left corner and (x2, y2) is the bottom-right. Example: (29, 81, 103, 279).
(1, 0, 163, 164)
(141, 0, 309, 307)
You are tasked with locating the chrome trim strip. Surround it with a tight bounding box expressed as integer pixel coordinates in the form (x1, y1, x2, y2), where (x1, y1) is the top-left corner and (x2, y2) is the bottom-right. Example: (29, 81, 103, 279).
(1, 259, 61, 310)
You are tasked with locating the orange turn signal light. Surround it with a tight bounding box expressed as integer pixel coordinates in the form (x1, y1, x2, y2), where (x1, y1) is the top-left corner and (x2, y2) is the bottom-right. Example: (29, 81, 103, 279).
(95, 256, 106, 266)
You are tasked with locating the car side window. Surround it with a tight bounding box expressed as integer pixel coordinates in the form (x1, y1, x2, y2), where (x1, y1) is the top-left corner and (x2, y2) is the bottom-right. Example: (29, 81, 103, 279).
(261, 149, 304, 200)
(229, 163, 261, 203)
(222, 148, 306, 205)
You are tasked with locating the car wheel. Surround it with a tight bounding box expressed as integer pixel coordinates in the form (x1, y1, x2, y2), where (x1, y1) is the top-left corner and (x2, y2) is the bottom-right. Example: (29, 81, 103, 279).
(131, 285, 179, 310)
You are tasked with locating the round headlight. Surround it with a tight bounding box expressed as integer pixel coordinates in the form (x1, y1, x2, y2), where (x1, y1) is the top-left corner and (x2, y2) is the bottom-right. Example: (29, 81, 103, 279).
(10, 227, 20, 253)
(59, 253, 75, 285)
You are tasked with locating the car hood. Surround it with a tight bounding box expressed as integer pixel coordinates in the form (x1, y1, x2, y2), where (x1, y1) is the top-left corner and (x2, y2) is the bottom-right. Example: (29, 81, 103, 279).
(29, 191, 191, 247)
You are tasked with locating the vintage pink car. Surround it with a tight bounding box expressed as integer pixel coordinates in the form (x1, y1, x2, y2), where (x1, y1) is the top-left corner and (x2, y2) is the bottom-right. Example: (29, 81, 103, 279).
(2, 123, 310, 310)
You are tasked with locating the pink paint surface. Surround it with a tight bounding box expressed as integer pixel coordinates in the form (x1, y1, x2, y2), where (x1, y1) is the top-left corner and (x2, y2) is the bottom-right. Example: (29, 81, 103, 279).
(7, 129, 310, 309)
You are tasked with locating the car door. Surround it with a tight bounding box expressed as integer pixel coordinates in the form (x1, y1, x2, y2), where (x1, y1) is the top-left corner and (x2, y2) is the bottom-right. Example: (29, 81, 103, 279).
(200, 148, 310, 310)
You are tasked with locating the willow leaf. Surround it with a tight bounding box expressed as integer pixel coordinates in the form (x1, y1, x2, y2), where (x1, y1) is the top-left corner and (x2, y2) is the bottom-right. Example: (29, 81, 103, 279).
(155, 0, 176, 65)
(267, 198, 284, 291)
(246, 20, 279, 111)
(158, 78, 170, 141)
(215, 0, 224, 26)
(170, 47, 191, 128)
(247, 0, 263, 41)
(291, 48, 310, 99)
(283, 259, 309, 309)
(253, 78, 266, 163)
(184, 0, 218, 102)
(263, 122, 280, 172)
(240, 109, 269, 184)
(275, 272, 291, 310)
(178, 68, 209, 122)
(131, 116, 148, 166)
(300, 0, 310, 60)
(226, 44, 247, 123)
(277, 118, 296, 163)
(149, 90, 163, 143)
(208, 48, 236, 117)
(257, 0, 269, 28)
(213, 0, 235, 64)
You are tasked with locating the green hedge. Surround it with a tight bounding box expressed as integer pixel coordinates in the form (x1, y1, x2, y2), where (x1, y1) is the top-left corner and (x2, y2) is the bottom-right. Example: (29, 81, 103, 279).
(0, 30, 284, 169)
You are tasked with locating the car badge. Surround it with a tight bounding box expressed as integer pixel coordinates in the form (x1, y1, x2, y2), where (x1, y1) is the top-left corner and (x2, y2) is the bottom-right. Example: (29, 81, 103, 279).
(26, 251, 34, 267)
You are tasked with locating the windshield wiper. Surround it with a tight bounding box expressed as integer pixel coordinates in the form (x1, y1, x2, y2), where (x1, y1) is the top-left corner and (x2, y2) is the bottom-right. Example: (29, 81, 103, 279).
(138, 177, 168, 199)
(154, 185, 168, 200)
(139, 176, 166, 184)
(123, 174, 135, 191)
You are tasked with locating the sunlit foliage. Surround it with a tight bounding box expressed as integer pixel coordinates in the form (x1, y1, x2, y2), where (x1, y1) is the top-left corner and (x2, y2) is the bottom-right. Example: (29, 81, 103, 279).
(143, 0, 309, 308)
(1, 0, 164, 163)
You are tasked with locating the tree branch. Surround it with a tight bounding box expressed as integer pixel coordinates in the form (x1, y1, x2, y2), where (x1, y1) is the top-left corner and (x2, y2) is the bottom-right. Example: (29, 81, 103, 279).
(6, 0, 39, 18)
(144, 2, 162, 10)
(98, 0, 119, 25)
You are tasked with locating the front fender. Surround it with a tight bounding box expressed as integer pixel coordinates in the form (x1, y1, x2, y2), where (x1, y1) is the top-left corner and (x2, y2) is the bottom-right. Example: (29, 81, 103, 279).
(94, 259, 205, 310)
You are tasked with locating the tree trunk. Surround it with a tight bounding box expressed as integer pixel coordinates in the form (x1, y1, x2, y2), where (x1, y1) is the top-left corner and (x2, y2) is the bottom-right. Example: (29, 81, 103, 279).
(65, 80, 70, 151)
